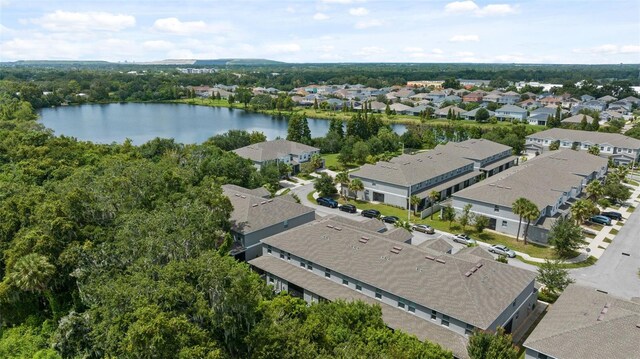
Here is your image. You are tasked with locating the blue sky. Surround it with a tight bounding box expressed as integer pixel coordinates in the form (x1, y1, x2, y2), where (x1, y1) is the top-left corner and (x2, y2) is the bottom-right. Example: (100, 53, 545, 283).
(1, 0, 639, 64)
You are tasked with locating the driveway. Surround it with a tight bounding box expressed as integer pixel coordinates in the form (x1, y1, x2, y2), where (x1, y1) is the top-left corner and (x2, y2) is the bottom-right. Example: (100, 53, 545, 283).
(570, 204, 640, 300)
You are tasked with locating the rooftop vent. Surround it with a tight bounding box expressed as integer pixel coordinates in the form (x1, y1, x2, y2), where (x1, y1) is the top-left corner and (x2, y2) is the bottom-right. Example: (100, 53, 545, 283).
(475, 263, 483, 269)
(359, 236, 370, 244)
(235, 193, 241, 197)
(425, 255, 435, 261)
(465, 271, 472, 277)
(267, 199, 273, 202)
(334, 227, 342, 231)
(435, 258, 446, 264)
(241, 195, 247, 198)
(326, 225, 334, 228)
(252, 204, 258, 207)
(260, 201, 267, 205)
(390, 246, 403, 254)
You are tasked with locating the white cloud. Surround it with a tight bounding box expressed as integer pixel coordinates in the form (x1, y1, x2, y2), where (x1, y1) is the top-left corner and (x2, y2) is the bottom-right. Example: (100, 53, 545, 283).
(1, 0, 11, 7)
(354, 19, 382, 29)
(444, 1, 517, 17)
(355, 46, 386, 56)
(265, 43, 301, 54)
(143, 40, 174, 50)
(285, 6, 296, 14)
(573, 44, 640, 55)
(313, 13, 330, 20)
(432, 48, 444, 54)
(31, 10, 135, 31)
(456, 51, 474, 57)
(403, 47, 424, 53)
(476, 4, 517, 16)
(317, 45, 335, 52)
(494, 53, 526, 62)
(349, 7, 369, 16)
(152, 18, 232, 36)
(444, 1, 479, 13)
(321, 0, 365, 3)
(449, 34, 479, 42)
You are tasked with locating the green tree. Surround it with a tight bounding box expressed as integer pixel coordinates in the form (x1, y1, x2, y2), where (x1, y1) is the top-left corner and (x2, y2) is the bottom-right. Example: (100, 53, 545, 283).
(314, 173, 338, 197)
(537, 260, 574, 298)
(511, 197, 529, 241)
(570, 198, 598, 225)
(352, 141, 370, 164)
(521, 201, 540, 245)
(334, 171, 350, 199)
(459, 203, 473, 230)
(428, 190, 440, 220)
(603, 175, 631, 203)
(474, 215, 490, 233)
(585, 180, 604, 202)
(286, 113, 311, 144)
(410, 195, 421, 215)
(348, 178, 364, 200)
(549, 217, 587, 257)
(475, 108, 490, 123)
(587, 144, 600, 156)
(441, 205, 456, 229)
(467, 327, 518, 359)
(549, 140, 560, 150)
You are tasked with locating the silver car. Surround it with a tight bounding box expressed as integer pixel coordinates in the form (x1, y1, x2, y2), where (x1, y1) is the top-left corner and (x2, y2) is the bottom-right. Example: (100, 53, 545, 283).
(412, 224, 435, 234)
(452, 234, 476, 245)
(489, 244, 516, 258)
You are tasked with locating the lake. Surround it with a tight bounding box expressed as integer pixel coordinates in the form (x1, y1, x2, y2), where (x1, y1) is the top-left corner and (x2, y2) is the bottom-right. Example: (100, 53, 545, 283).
(39, 103, 406, 145)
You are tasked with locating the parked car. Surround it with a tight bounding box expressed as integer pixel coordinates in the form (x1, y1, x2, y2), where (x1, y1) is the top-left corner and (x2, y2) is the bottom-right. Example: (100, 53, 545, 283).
(412, 224, 435, 234)
(452, 234, 476, 245)
(316, 197, 338, 208)
(361, 209, 381, 218)
(339, 204, 357, 213)
(488, 244, 516, 258)
(590, 215, 611, 225)
(382, 215, 399, 224)
(600, 211, 622, 221)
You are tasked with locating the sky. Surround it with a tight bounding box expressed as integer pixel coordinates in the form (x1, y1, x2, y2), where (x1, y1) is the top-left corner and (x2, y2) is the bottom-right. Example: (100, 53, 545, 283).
(1, 0, 639, 64)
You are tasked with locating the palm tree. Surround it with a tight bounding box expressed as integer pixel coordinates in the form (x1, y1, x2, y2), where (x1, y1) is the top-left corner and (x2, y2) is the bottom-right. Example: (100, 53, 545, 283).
(334, 171, 350, 199)
(410, 195, 421, 216)
(348, 178, 364, 200)
(613, 166, 629, 182)
(521, 201, 540, 245)
(570, 199, 597, 225)
(309, 154, 323, 170)
(587, 145, 600, 156)
(428, 190, 440, 219)
(9, 253, 55, 293)
(512, 197, 530, 241)
(585, 180, 604, 202)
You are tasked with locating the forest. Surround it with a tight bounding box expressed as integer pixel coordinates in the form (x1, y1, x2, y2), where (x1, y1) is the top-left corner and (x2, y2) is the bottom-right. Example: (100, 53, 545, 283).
(0, 96, 454, 358)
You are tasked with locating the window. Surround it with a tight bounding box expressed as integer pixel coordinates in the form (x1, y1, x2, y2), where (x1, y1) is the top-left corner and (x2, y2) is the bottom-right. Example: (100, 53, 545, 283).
(307, 262, 313, 271)
(502, 220, 507, 227)
(430, 310, 437, 320)
(287, 252, 291, 261)
(267, 245, 272, 254)
(375, 290, 382, 300)
(441, 315, 450, 327)
(279, 252, 284, 259)
(494, 205, 499, 212)
(342, 278, 349, 286)
(268, 276, 274, 283)
(538, 354, 549, 359)
(355, 283, 362, 291)
(325, 269, 331, 278)
(283, 219, 288, 228)
(465, 324, 474, 335)
(512, 300, 516, 307)
(397, 302, 405, 309)
(408, 305, 415, 313)
(300, 262, 306, 268)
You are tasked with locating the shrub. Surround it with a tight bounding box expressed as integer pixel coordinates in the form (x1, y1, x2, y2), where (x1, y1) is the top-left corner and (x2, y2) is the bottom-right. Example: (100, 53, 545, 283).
(597, 198, 612, 208)
(495, 255, 508, 263)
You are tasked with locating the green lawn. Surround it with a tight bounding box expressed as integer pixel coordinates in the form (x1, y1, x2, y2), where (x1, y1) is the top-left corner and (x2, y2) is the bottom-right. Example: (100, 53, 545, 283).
(610, 228, 619, 235)
(603, 237, 613, 243)
(628, 206, 636, 213)
(517, 255, 597, 269)
(321, 153, 359, 171)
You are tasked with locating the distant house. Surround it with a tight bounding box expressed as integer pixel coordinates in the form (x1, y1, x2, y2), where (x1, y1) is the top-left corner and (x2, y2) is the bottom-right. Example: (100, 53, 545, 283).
(539, 96, 562, 107)
(425, 91, 446, 102)
(498, 91, 520, 105)
(233, 139, 321, 173)
(461, 107, 494, 120)
(389, 103, 414, 115)
(580, 94, 595, 102)
(222, 184, 315, 261)
(495, 105, 528, 121)
(523, 284, 640, 359)
(561, 114, 594, 126)
(581, 100, 607, 112)
(518, 99, 541, 110)
(527, 107, 556, 126)
(462, 91, 484, 103)
(597, 95, 618, 103)
(482, 93, 501, 103)
(600, 110, 624, 122)
(434, 105, 465, 118)
(525, 128, 640, 165)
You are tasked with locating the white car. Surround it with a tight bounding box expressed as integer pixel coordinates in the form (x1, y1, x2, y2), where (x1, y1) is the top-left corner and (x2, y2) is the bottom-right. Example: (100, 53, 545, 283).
(488, 244, 516, 258)
(452, 234, 476, 245)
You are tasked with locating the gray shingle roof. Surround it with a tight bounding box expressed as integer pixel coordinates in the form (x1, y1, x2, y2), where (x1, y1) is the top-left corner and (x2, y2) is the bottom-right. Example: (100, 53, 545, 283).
(435, 139, 511, 162)
(350, 150, 475, 187)
(527, 128, 640, 149)
(496, 104, 527, 113)
(562, 114, 594, 124)
(233, 139, 319, 163)
(418, 238, 453, 253)
(250, 255, 469, 358)
(260, 216, 536, 329)
(452, 150, 607, 209)
(222, 185, 314, 235)
(524, 284, 640, 359)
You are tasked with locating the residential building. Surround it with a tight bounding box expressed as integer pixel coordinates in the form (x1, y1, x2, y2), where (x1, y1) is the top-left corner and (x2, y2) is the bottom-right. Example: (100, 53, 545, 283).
(523, 284, 640, 359)
(406, 80, 444, 89)
(222, 184, 316, 261)
(349, 139, 514, 211)
(435, 105, 465, 118)
(495, 105, 528, 121)
(462, 91, 484, 103)
(498, 91, 520, 105)
(561, 114, 594, 126)
(525, 128, 640, 165)
(233, 139, 321, 173)
(452, 150, 608, 243)
(461, 107, 494, 120)
(249, 216, 538, 359)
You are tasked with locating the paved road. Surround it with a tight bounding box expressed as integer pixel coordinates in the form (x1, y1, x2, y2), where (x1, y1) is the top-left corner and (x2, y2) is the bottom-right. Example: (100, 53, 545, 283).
(571, 204, 640, 299)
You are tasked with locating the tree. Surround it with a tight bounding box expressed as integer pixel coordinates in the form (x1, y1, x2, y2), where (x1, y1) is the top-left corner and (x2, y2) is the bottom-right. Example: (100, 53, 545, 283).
(549, 217, 587, 257)
(459, 204, 473, 230)
(511, 198, 529, 241)
(286, 113, 311, 144)
(428, 190, 440, 219)
(314, 173, 338, 197)
(467, 327, 518, 359)
(334, 171, 350, 199)
(475, 108, 490, 123)
(385, 104, 392, 116)
(441, 205, 456, 229)
(570, 198, 598, 225)
(521, 201, 540, 245)
(603, 175, 631, 203)
(348, 178, 364, 200)
(585, 180, 604, 202)
(537, 260, 574, 298)
(549, 140, 560, 150)
(443, 78, 461, 89)
(474, 215, 490, 233)
(8, 253, 55, 294)
(352, 141, 370, 164)
(587, 145, 600, 156)
(410, 195, 421, 215)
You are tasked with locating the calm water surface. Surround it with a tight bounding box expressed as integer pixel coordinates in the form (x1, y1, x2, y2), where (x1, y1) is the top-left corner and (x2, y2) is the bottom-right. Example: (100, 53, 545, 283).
(39, 103, 406, 145)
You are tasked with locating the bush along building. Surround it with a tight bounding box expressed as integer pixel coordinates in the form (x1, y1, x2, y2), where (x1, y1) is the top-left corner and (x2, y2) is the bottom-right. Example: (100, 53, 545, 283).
(452, 150, 608, 244)
(249, 216, 538, 359)
(349, 139, 516, 212)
